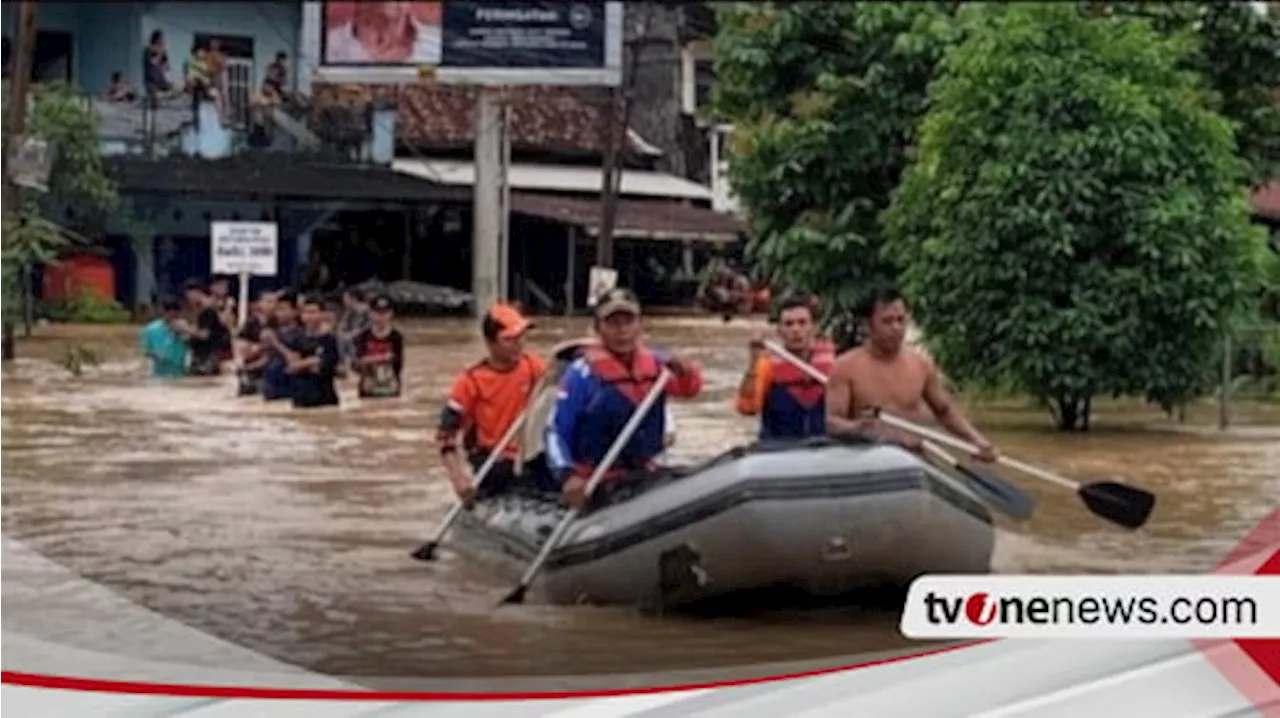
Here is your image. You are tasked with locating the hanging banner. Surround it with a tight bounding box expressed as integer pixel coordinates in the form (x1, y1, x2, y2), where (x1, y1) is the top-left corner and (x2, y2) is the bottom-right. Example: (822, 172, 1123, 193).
(441, 1, 606, 69)
(309, 1, 622, 87)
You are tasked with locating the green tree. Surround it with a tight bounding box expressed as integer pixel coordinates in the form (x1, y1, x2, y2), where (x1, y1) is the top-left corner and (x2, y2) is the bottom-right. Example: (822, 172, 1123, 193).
(2, 81, 119, 340)
(1091, 2, 1280, 187)
(712, 2, 961, 344)
(883, 3, 1268, 430)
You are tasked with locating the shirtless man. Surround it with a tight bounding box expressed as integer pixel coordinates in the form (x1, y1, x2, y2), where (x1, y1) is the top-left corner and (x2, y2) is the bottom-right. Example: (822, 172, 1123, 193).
(825, 283, 999, 462)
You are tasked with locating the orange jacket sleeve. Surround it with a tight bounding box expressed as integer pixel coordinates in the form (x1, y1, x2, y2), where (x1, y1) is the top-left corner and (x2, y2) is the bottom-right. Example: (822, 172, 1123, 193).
(436, 371, 477, 451)
(666, 360, 704, 399)
(735, 356, 772, 415)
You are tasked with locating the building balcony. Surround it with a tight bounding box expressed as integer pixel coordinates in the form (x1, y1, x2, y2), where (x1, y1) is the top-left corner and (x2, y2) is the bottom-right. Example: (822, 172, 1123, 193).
(87, 86, 396, 165)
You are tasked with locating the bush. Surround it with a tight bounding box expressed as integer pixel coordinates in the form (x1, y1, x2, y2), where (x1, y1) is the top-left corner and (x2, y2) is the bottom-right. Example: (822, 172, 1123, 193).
(41, 290, 132, 324)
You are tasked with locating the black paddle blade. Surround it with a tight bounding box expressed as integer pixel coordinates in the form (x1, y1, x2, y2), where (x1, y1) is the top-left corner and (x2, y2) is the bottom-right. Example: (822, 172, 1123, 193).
(410, 542, 438, 562)
(1080, 481, 1156, 530)
(956, 465, 1036, 521)
(500, 585, 528, 606)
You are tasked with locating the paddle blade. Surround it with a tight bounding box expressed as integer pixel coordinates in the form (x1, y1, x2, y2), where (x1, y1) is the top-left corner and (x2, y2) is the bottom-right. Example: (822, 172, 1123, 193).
(410, 542, 438, 562)
(1080, 481, 1156, 530)
(500, 585, 528, 606)
(956, 465, 1036, 521)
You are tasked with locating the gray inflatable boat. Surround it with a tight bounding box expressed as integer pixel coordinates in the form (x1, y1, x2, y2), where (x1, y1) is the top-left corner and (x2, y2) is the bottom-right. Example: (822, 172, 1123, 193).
(452, 435, 996, 609)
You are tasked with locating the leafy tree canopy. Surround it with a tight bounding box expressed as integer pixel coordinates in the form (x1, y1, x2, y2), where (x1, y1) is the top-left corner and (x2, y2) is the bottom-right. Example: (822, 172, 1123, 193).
(712, 2, 961, 343)
(1092, 1, 1280, 187)
(2, 81, 119, 328)
(883, 2, 1269, 430)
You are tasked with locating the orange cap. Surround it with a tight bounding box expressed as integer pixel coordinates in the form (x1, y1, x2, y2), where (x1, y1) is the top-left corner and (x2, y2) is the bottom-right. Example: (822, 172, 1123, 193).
(483, 302, 533, 340)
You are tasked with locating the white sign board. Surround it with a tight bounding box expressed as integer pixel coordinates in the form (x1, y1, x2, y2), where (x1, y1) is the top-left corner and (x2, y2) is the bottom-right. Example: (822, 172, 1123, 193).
(211, 222, 279, 277)
(587, 266, 618, 308)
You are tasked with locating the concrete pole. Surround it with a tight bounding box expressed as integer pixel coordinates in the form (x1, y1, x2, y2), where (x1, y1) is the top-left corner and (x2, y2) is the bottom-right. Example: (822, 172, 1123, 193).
(3, 0, 40, 356)
(472, 86, 504, 316)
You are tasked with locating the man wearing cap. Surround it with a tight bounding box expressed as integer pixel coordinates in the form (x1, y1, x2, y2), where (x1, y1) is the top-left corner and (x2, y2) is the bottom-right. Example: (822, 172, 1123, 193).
(545, 288, 704, 509)
(436, 303, 550, 501)
(351, 294, 405, 399)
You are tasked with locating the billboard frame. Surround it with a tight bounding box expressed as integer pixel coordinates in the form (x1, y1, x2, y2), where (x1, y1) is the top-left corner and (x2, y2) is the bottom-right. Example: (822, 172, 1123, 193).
(303, 1, 624, 88)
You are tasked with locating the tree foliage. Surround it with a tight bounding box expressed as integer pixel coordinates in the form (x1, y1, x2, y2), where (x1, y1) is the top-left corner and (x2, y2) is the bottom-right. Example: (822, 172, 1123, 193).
(883, 3, 1268, 430)
(1092, 2, 1280, 187)
(712, 2, 961, 344)
(1, 81, 118, 329)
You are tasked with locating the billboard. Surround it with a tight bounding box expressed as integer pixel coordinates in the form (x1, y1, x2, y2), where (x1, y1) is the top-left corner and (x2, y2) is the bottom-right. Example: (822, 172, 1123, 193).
(307, 1, 622, 87)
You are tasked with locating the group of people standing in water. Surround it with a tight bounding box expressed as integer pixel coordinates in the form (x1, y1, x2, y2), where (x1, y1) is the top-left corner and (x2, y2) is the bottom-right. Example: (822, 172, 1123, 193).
(139, 278, 405, 409)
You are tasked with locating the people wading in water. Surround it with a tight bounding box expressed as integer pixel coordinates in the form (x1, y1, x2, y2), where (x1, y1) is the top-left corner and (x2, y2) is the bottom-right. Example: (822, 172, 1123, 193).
(351, 294, 404, 400)
(286, 294, 341, 409)
(260, 291, 303, 402)
(825, 282, 999, 462)
(234, 290, 278, 396)
(180, 279, 231, 376)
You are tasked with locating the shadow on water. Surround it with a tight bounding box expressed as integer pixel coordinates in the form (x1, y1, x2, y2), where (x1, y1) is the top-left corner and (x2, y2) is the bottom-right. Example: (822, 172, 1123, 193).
(2, 317, 1277, 681)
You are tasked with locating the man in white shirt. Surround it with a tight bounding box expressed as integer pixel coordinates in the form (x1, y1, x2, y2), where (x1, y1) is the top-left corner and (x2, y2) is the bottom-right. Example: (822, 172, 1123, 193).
(325, 2, 441, 64)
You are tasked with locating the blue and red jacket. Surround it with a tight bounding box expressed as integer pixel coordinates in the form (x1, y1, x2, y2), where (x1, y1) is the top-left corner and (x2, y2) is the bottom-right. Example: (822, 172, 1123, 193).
(545, 346, 703, 485)
(736, 340, 835, 439)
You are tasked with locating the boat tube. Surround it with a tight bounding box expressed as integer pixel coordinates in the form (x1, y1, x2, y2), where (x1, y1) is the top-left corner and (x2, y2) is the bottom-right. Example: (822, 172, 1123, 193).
(452, 435, 996, 609)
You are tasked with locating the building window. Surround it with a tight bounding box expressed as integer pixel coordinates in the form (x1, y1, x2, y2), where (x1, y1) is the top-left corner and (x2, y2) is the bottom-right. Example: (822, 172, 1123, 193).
(681, 41, 715, 118)
(194, 33, 255, 127)
(694, 58, 715, 115)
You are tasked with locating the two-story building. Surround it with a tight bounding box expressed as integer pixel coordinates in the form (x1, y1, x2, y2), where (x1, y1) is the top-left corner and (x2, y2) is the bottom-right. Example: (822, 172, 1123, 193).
(4, 0, 745, 316)
(5, 1, 476, 310)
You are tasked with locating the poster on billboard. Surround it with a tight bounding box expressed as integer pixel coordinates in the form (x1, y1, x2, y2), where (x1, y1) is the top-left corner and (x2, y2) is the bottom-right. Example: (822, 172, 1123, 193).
(305, 1, 622, 87)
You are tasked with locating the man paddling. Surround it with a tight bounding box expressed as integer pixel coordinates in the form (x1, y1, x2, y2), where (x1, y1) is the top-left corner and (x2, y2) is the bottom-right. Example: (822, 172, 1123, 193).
(545, 288, 704, 509)
(825, 283, 999, 462)
(736, 294, 835, 439)
(436, 303, 550, 502)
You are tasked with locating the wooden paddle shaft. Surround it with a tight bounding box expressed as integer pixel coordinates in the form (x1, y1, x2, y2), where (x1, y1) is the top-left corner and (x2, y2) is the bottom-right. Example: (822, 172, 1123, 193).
(426, 404, 532, 547)
(871, 411, 1078, 491)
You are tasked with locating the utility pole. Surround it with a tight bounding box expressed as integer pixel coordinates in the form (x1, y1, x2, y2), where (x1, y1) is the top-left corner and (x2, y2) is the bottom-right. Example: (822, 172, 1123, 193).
(472, 85, 506, 316)
(595, 5, 648, 271)
(2, 0, 39, 360)
(595, 86, 619, 270)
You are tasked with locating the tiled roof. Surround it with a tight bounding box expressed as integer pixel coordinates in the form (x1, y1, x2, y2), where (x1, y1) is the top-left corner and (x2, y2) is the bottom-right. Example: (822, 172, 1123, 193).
(310, 83, 659, 158)
(1252, 181, 1280, 223)
(511, 191, 744, 243)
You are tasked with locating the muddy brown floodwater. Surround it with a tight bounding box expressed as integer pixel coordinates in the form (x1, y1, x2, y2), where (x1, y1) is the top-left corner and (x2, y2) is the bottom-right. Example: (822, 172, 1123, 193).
(3, 316, 1278, 688)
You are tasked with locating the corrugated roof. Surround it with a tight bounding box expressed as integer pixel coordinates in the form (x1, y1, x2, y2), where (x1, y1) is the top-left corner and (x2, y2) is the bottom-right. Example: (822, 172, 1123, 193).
(392, 158, 713, 201)
(510, 191, 744, 243)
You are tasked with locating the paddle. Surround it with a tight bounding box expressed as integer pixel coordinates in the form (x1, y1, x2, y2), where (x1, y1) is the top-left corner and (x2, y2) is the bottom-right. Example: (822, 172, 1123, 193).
(868, 409, 1156, 530)
(760, 340, 1035, 521)
(499, 367, 674, 606)
(410, 405, 532, 562)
